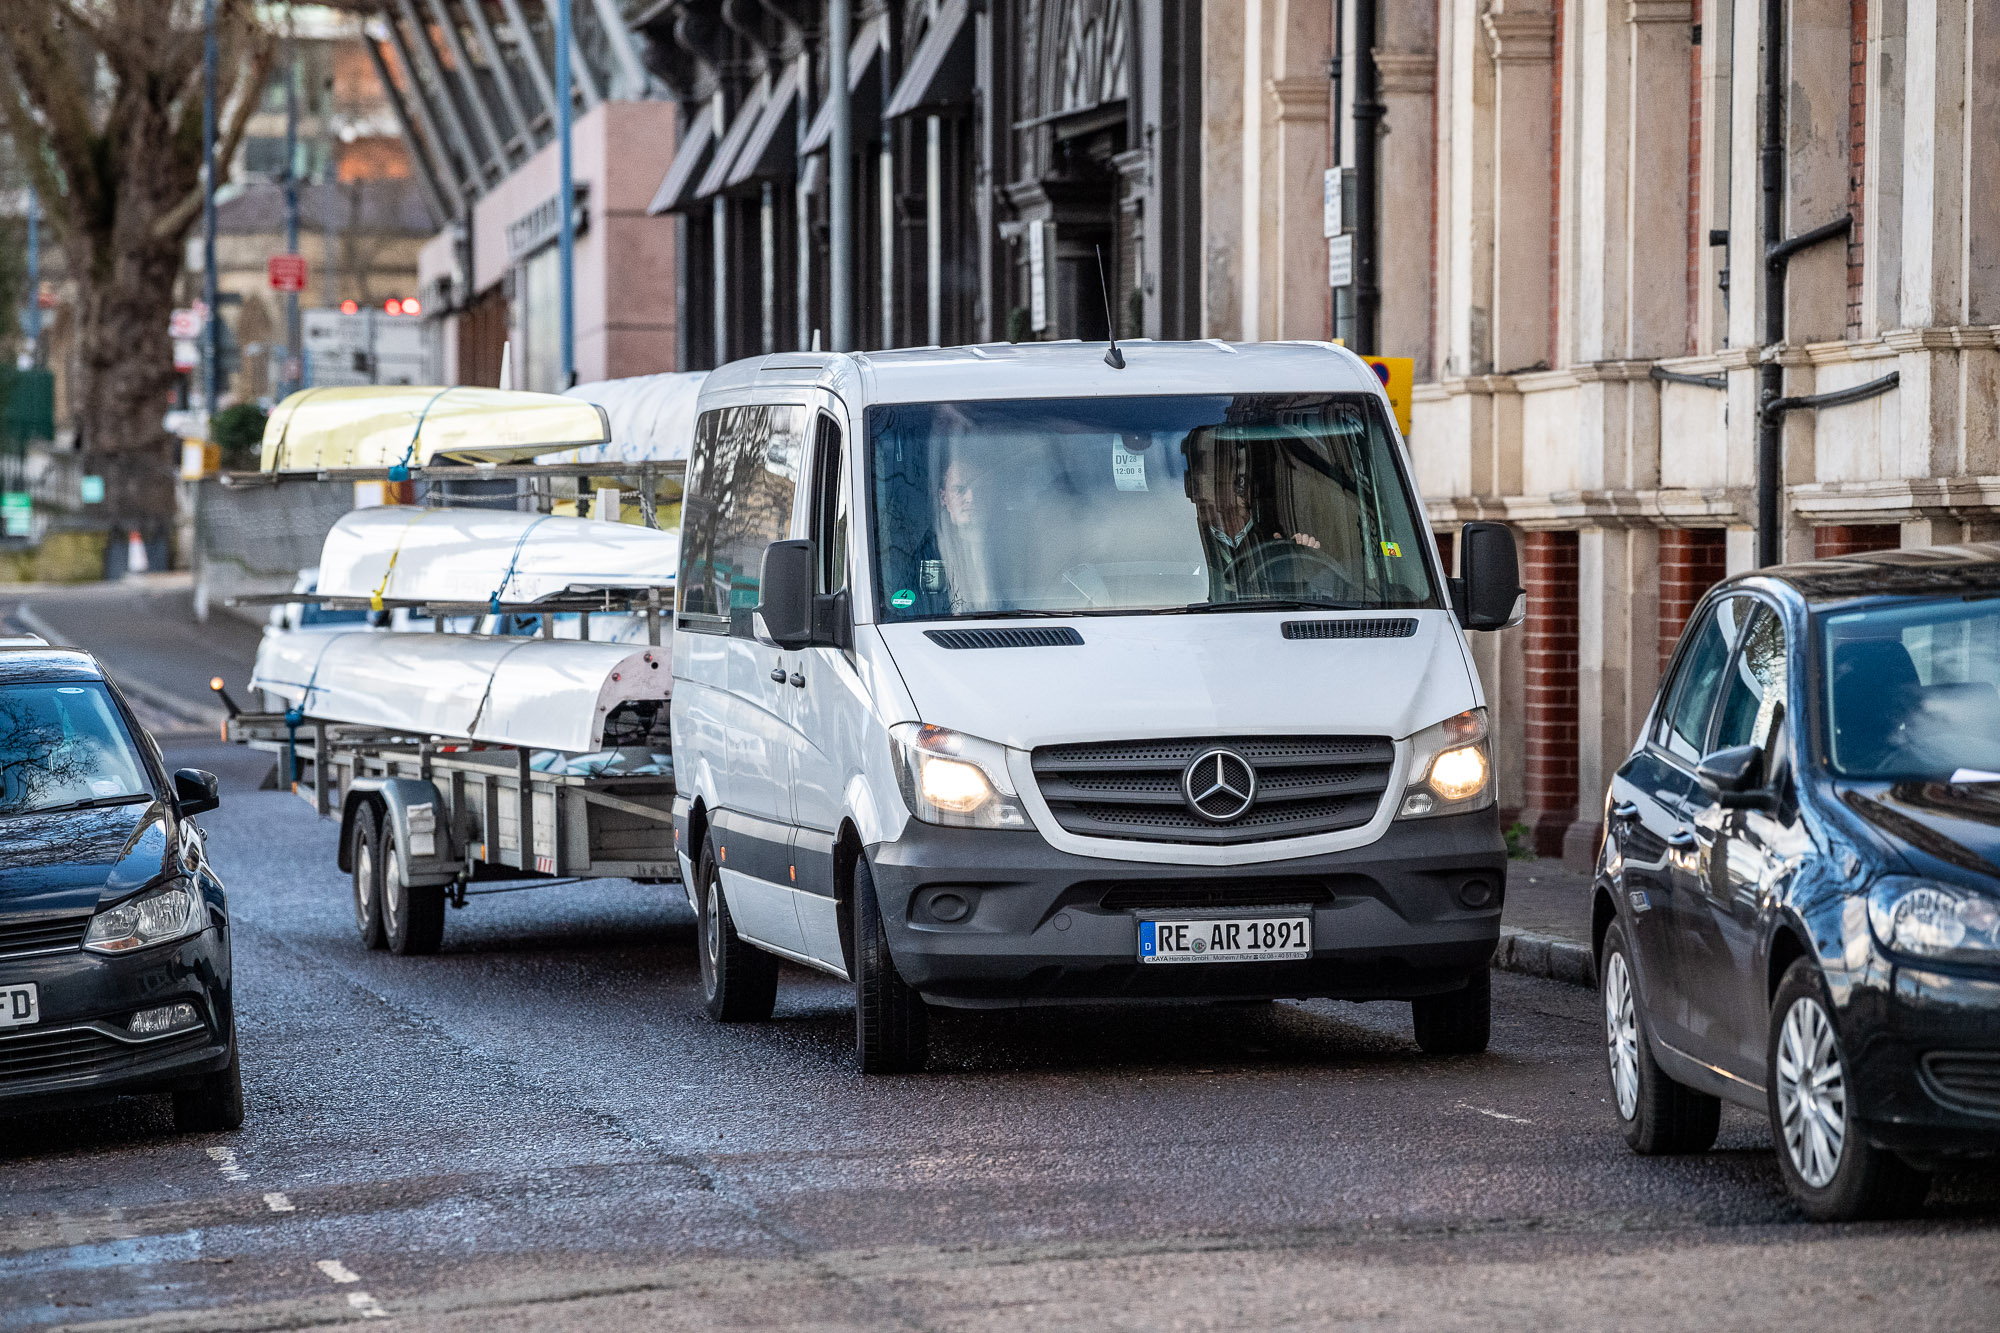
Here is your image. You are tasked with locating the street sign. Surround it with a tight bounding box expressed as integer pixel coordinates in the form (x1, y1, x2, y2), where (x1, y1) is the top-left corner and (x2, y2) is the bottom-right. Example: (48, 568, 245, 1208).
(169, 307, 205, 340)
(1028, 221, 1048, 332)
(173, 338, 199, 372)
(1323, 170, 1342, 237)
(1, 492, 31, 538)
(79, 475, 105, 505)
(1361, 356, 1415, 436)
(301, 308, 428, 387)
(268, 253, 308, 292)
(1328, 234, 1354, 289)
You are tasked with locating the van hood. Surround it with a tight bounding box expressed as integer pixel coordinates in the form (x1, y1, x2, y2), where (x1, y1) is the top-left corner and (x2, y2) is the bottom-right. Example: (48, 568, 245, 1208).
(0, 800, 178, 917)
(874, 610, 1476, 750)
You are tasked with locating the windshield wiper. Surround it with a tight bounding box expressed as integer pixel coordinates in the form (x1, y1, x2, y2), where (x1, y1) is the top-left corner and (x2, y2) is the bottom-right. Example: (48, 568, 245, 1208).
(3, 792, 153, 820)
(1179, 598, 1368, 614)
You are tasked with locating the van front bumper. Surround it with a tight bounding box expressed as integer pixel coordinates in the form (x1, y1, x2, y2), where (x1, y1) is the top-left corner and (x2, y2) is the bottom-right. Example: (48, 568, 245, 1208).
(867, 810, 1505, 1008)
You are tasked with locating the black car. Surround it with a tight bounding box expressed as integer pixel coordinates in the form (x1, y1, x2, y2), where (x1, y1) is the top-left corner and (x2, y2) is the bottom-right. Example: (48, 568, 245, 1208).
(0, 642, 240, 1131)
(1593, 543, 2000, 1220)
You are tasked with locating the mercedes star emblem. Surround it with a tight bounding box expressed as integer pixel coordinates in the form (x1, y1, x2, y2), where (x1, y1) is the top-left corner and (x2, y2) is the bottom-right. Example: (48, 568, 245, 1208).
(1183, 749, 1257, 822)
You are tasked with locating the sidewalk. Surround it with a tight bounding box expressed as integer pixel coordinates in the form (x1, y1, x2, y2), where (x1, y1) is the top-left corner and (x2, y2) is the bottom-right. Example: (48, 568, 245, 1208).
(1497, 857, 1597, 988)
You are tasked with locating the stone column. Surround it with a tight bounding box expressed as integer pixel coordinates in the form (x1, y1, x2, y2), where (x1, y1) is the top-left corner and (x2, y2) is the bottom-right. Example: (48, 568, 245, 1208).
(1201, 2, 1247, 338)
(1481, 3, 1557, 374)
(1265, 75, 1332, 339)
(1375, 44, 1438, 373)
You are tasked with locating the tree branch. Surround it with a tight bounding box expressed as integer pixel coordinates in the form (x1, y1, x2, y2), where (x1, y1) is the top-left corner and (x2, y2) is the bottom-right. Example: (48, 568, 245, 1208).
(151, 5, 275, 240)
(0, 8, 107, 225)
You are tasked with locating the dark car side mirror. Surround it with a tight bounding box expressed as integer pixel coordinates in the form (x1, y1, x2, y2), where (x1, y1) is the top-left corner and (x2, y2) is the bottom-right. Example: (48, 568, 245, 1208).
(1452, 522, 1526, 631)
(173, 768, 221, 818)
(755, 540, 851, 652)
(1695, 744, 1777, 811)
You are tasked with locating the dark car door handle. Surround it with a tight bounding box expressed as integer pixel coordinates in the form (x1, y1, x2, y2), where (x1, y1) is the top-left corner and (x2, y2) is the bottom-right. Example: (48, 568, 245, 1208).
(1610, 801, 1640, 823)
(1666, 827, 1698, 850)
(769, 666, 787, 684)
(789, 672, 806, 688)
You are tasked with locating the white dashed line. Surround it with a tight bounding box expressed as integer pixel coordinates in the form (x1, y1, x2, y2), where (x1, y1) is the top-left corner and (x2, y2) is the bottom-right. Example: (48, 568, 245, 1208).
(205, 1147, 249, 1182)
(1458, 1101, 1534, 1125)
(347, 1292, 390, 1319)
(316, 1259, 361, 1284)
(263, 1192, 296, 1213)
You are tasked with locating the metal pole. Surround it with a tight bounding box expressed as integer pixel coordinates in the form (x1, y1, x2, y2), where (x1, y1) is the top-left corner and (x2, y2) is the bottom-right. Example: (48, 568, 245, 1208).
(1350, 0, 1381, 355)
(556, 0, 575, 386)
(1757, 0, 1786, 568)
(828, 0, 852, 351)
(202, 0, 220, 422)
(283, 46, 300, 397)
(23, 188, 38, 363)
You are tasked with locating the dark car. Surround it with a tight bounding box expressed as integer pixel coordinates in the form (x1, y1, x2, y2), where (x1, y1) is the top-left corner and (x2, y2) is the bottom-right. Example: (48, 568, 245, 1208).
(0, 642, 240, 1131)
(1592, 543, 2000, 1220)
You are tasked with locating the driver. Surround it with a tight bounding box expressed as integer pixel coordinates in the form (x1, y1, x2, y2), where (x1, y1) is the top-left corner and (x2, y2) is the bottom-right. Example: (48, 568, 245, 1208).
(1183, 433, 1321, 599)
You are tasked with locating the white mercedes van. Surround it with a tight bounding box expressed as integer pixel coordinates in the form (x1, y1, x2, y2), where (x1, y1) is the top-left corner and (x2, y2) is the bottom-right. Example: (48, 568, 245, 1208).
(670, 340, 1524, 1072)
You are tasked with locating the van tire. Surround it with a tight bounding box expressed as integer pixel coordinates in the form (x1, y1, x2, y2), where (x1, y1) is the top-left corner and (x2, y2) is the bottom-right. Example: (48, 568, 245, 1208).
(854, 855, 928, 1074)
(1411, 968, 1491, 1055)
(350, 805, 386, 951)
(381, 827, 445, 956)
(697, 836, 778, 1022)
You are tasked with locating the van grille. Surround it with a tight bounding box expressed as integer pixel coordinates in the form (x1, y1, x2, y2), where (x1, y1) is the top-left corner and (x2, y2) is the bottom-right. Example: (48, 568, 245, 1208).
(1281, 618, 1418, 640)
(1922, 1052, 2000, 1114)
(0, 913, 91, 961)
(1031, 735, 1396, 845)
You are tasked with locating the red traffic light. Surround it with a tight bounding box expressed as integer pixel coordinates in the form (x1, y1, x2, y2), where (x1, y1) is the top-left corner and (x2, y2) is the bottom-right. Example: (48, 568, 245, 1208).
(340, 299, 359, 315)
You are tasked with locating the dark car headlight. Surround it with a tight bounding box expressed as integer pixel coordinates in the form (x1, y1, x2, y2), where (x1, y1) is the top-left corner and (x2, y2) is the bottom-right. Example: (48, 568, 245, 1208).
(84, 883, 205, 955)
(1866, 876, 2000, 965)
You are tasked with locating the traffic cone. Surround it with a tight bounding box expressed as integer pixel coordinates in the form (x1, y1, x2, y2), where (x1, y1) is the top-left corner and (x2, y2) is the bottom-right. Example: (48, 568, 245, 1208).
(126, 530, 149, 575)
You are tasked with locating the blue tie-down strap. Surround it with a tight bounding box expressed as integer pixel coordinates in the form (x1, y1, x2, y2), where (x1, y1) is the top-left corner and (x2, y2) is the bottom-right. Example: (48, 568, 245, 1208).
(283, 707, 303, 784)
(390, 387, 455, 481)
(487, 514, 552, 616)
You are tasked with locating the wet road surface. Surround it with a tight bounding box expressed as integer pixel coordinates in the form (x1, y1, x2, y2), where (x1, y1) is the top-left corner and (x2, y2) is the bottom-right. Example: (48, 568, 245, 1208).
(4, 732, 1999, 1331)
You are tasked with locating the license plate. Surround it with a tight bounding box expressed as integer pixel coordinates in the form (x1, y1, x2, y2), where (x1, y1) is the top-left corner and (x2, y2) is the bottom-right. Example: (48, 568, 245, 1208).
(1, 983, 39, 1030)
(1138, 916, 1312, 964)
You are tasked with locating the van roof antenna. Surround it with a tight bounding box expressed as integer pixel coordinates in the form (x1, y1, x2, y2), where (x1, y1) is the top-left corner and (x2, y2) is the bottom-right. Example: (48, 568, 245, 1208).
(1095, 245, 1125, 369)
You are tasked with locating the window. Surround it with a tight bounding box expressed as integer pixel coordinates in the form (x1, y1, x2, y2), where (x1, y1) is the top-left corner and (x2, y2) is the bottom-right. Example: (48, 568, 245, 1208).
(811, 414, 849, 595)
(1657, 596, 1749, 761)
(1819, 594, 2000, 778)
(678, 405, 807, 635)
(0, 683, 152, 818)
(1714, 607, 1789, 752)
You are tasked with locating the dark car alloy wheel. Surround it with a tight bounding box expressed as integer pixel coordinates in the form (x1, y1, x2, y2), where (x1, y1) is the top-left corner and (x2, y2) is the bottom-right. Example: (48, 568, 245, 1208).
(1599, 920, 1719, 1153)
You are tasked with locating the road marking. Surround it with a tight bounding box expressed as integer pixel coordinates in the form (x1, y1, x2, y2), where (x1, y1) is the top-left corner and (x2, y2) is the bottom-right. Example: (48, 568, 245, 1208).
(1458, 1101, 1534, 1125)
(347, 1292, 389, 1319)
(316, 1259, 361, 1284)
(263, 1192, 295, 1213)
(205, 1147, 248, 1182)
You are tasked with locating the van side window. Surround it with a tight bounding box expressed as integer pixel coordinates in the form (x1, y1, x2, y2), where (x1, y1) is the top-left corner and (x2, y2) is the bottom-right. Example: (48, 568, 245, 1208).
(811, 414, 848, 595)
(1656, 596, 1748, 761)
(678, 404, 807, 635)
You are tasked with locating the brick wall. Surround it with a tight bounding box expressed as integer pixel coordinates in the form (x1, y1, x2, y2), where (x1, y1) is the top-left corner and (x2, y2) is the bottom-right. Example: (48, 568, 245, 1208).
(1814, 524, 1899, 558)
(1658, 528, 1728, 673)
(1520, 530, 1579, 858)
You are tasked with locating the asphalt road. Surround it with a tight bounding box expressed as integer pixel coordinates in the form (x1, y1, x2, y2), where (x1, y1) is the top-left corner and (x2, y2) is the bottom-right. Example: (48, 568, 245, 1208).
(3, 589, 2000, 1330)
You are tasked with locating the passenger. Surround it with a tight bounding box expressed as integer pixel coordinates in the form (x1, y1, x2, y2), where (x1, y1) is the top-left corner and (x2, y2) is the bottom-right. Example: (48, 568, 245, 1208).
(923, 456, 999, 614)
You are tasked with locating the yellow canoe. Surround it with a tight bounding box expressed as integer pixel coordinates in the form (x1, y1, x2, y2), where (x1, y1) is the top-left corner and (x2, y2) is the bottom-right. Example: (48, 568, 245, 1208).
(259, 386, 612, 473)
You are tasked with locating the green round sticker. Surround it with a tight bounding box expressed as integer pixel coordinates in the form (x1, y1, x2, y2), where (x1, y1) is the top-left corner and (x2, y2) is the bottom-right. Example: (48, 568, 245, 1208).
(890, 588, 916, 610)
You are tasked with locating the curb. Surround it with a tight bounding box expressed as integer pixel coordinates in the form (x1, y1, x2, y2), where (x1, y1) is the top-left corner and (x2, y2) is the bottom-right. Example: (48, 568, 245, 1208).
(13, 603, 226, 729)
(1493, 928, 1595, 989)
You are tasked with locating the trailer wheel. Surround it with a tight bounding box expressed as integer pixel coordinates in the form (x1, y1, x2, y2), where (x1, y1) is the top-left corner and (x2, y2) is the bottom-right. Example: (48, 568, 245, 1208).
(853, 855, 928, 1074)
(381, 826, 446, 956)
(350, 805, 386, 951)
(697, 834, 777, 1022)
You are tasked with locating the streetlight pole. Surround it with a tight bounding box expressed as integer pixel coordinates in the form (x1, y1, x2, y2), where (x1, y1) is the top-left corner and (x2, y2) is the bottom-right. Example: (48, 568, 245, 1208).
(555, 0, 575, 387)
(828, 0, 851, 352)
(202, 0, 220, 423)
(282, 43, 300, 397)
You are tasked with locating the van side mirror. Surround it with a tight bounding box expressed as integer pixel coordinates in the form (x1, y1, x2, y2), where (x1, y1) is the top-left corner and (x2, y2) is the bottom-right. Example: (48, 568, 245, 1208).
(173, 768, 221, 817)
(1453, 522, 1525, 631)
(755, 540, 852, 652)
(1696, 744, 1778, 811)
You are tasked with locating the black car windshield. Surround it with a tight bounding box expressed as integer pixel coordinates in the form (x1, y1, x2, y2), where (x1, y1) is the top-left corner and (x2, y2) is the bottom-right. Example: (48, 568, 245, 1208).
(867, 394, 1436, 621)
(0, 682, 153, 818)
(1819, 595, 2000, 779)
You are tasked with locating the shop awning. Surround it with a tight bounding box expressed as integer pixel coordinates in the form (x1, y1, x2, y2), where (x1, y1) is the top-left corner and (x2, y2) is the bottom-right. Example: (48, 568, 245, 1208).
(646, 102, 717, 216)
(695, 77, 770, 200)
(884, 0, 973, 120)
(800, 14, 887, 156)
(726, 61, 803, 189)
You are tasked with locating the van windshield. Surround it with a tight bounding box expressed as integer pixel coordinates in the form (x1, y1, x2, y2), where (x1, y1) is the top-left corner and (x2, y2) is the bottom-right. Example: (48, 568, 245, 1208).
(867, 394, 1436, 621)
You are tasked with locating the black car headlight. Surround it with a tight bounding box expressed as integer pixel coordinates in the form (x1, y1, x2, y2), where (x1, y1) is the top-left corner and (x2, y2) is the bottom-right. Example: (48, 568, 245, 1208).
(84, 883, 205, 955)
(1866, 876, 2000, 965)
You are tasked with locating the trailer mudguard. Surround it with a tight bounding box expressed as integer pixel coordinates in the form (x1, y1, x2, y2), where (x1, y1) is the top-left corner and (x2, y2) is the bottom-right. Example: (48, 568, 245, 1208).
(351, 777, 463, 888)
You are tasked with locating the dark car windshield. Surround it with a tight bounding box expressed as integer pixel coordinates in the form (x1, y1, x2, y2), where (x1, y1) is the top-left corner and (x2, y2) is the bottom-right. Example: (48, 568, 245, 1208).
(0, 682, 153, 818)
(867, 394, 1436, 621)
(1819, 594, 2000, 779)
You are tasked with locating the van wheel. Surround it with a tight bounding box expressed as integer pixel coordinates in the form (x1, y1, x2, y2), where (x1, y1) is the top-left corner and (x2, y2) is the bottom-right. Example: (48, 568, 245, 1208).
(697, 835, 778, 1022)
(1411, 967, 1491, 1055)
(853, 856, 928, 1074)
(1768, 959, 1929, 1220)
(350, 805, 386, 951)
(1601, 920, 1719, 1153)
(173, 1047, 244, 1133)
(381, 827, 445, 956)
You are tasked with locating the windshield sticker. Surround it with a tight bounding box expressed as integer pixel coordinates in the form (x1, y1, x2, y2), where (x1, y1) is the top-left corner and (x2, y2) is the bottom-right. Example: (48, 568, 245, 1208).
(56, 686, 85, 694)
(890, 588, 916, 610)
(1112, 441, 1148, 491)
(920, 559, 944, 592)
(1380, 541, 1402, 557)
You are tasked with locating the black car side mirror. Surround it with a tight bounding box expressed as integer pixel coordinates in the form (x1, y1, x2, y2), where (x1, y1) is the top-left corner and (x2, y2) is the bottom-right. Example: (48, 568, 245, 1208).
(173, 768, 221, 817)
(1452, 522, 1526, 631)
(755, 540, 852, 652)
(1695, 744, 1778, 811)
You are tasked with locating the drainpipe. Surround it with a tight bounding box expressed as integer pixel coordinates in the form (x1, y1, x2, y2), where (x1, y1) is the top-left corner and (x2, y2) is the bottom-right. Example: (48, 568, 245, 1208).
(1756, 0, 1786, 568)
(1350, 0, 1381, 355)
(829, 0, 852, 351)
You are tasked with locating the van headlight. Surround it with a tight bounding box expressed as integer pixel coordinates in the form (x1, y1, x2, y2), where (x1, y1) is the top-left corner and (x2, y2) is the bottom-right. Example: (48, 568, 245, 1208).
(890, 723, 1031, 830)
(84, 884, 205, 955)
(1395, 709, 1494, 819)
(1867, 877, 2000, 964)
